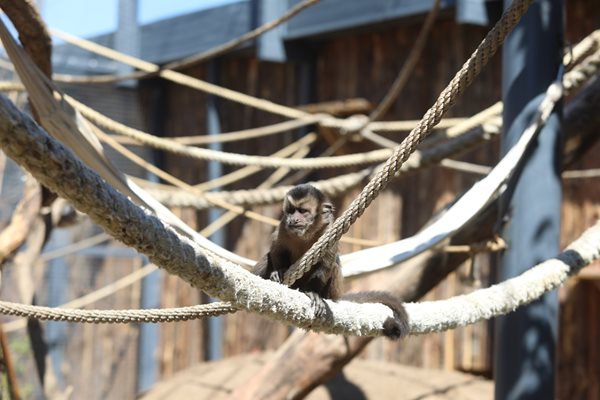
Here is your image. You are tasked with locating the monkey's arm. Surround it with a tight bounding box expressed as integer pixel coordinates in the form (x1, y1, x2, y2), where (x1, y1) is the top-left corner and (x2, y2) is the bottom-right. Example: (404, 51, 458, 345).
(251, 254, 270, 278)
(252, 253, 284, 283)
(325, 256, 343, 300)
(293, 259, 343, 318)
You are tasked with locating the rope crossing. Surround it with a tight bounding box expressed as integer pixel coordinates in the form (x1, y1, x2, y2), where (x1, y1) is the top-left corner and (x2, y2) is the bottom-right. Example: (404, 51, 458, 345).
(0, 48, 592, 330)
(1, 0, 599, 337)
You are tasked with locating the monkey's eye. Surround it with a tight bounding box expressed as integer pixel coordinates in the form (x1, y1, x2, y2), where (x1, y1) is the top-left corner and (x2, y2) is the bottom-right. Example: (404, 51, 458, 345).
(296, 208, 308, 214)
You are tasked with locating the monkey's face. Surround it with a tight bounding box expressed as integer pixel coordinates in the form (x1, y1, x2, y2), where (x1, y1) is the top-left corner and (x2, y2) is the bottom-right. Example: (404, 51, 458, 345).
(283, 195, 334, 239)
(284, 199, 317, 238)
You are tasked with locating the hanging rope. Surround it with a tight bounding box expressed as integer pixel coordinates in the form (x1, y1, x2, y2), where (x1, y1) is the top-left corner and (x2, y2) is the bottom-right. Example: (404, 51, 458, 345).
(368, 0, 442, 122)
(146, 120, 499, 210)
(2, 263, 158, 332)
(282, 0, 535, 286)
(564, 29, 600, 69)
(0, 299, 236, 324)
(64, 95, 393, 168)
(112, 115, 326, 146)
(563, 49, 600, 93)
(50, 28, 310, 120)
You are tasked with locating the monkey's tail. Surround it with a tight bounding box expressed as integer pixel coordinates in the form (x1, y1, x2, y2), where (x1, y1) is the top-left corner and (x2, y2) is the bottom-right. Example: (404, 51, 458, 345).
(342, 291, 409, 340)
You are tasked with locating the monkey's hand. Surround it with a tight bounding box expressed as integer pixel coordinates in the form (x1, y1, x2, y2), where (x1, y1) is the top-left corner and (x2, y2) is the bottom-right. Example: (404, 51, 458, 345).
(269, 270, 282, 283)
(306, 292, 330, 319)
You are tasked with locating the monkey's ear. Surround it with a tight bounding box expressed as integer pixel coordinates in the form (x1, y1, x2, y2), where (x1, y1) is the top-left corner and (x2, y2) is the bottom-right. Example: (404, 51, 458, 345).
(322, 202, 335, 214)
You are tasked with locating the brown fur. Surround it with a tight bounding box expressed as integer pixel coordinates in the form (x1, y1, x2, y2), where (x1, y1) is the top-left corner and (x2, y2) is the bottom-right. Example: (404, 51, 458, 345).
(253, 184, 409, 339)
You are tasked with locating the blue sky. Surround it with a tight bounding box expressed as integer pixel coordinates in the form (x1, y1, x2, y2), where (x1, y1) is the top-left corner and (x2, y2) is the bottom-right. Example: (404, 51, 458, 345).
(41, 0, 239, 38)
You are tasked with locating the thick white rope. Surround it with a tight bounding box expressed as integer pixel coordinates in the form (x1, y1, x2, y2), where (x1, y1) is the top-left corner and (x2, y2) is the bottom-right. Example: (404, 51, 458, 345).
(407, 220, 600, 334)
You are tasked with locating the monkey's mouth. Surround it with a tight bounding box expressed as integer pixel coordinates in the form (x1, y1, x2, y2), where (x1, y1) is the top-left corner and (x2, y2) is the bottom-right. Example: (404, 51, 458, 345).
(287, 225, 307, 235)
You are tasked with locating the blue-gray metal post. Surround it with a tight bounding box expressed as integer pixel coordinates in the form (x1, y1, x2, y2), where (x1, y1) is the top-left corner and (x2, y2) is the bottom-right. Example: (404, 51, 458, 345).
(115, 0, 140, 87)
(494, 1, 563, 399)
(137, 257, 160, 393)
(206, 60, 224, 361)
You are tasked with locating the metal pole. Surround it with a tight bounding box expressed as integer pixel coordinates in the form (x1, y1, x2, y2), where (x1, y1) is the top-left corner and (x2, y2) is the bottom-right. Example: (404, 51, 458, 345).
(495, 1, 563, 399)
(115, 0, 140, 87)
(137, 257, 160, 393)
(206, 60, 224, 361)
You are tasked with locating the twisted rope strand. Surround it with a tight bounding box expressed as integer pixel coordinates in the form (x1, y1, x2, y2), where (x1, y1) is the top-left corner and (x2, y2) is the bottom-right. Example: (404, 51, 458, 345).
(64, 94, 395, 168)
(563, 50, 600, 94)
(368, 0, 442, 122)
(113, 114, 326, 146)
(564, 29, 600, 69)
(0, 300, 237, 324)
(50, 28, 309, 120)
(283, 0, 534, 285)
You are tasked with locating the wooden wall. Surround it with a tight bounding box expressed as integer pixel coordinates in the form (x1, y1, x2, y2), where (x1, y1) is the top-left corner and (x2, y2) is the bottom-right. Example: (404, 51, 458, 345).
(4, 1, 597, 398)
(150, 11, 507, 370)
(134, 1, 600, 395)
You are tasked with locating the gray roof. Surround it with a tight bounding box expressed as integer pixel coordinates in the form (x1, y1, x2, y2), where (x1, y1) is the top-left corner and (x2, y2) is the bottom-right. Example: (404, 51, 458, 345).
(52, 0, 499, 75)
(287, 0, 450, 40)
(140, 1, 251, 64)
(53, 1, 251, 74)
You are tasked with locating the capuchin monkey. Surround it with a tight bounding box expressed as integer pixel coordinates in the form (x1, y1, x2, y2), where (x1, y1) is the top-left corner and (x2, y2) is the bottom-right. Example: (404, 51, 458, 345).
(253, 184, 409, 340)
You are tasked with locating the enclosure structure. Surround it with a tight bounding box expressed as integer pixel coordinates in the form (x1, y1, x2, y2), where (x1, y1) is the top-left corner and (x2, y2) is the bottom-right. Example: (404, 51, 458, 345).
(0, 0, 598, 399)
